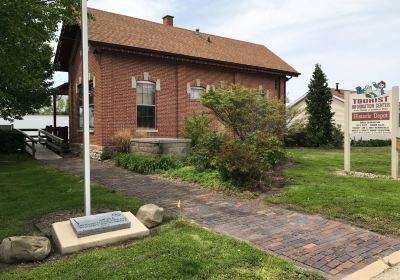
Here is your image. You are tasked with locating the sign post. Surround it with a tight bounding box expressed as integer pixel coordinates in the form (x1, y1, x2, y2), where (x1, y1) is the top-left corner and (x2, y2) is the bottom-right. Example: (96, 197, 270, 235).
(81, 0, 91, 216)
(345, 83, 399, 179)
(344, 92, 351, 173)
(391, 86, 399, 179)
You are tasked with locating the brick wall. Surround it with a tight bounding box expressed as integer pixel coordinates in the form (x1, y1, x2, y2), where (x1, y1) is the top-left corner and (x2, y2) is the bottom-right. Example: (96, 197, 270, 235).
(68, 46, 287, 147)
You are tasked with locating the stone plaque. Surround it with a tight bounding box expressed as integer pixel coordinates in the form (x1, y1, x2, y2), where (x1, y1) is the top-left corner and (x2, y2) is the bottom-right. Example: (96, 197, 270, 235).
(70, 211, 131, 237)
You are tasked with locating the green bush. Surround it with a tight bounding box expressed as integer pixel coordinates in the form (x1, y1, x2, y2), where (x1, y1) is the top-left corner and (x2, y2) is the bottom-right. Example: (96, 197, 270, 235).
(201, 85, 286, 140)
(284, 129, 308, 147)
(329, 124, 344, 148)
(183, 112, 212, 146)
(162, 166, 235, 191)
(186, 131, 223, 171)
(285, 123, 343, 149)
(352, 139, 391, 147)
(216, 133, 286, 185)
(114, 153, 181, 174)
(100, 148, 114, 161)
(181, 85, 289, 189)
(0, 130, 24, 153)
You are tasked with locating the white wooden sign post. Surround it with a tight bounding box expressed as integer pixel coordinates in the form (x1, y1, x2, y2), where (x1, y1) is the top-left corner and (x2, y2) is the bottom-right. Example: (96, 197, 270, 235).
(344, 84, 399, 179)
(391, 86, 399, 178)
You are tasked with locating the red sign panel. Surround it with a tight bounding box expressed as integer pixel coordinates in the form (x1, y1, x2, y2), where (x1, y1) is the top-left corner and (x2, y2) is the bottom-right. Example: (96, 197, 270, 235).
(352, 111, 390, 121)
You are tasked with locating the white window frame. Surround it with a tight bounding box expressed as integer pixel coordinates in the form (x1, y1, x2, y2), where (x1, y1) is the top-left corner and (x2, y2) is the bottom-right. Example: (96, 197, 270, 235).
(190, 86, 205, 100)
(78, 82, 94, 129)
(136, 81, 156, 129)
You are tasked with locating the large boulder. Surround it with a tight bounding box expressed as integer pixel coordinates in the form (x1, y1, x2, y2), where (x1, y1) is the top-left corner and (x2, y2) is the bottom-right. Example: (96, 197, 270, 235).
(136, 204, 164, 228)
(0, 236, 51, 264)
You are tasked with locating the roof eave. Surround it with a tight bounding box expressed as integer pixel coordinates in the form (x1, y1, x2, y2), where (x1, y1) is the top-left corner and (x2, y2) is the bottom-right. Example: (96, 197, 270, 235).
(90, 41, 300, 77)
(54, 24, 80, 72)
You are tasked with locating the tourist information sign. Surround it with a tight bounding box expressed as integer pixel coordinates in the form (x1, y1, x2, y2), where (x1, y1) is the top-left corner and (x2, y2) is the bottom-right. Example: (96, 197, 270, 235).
(344, 83, 399, 178)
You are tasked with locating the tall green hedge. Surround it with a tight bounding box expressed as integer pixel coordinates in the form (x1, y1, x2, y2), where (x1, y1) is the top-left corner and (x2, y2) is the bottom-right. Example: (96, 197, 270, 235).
(0, 130, 24, 153)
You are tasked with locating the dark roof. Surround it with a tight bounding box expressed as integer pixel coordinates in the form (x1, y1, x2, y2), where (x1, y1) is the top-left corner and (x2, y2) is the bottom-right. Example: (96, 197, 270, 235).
(330, 88, 356, 100)
(54, 82, 69, 95)
(55, 8, 299, 76)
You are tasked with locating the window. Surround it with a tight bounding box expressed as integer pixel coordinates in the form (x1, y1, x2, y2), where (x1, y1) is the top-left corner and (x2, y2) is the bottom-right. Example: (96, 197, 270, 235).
(136, 81, 156, 129)
(78, 81, 94, 129)
(190, 87, 205, 100)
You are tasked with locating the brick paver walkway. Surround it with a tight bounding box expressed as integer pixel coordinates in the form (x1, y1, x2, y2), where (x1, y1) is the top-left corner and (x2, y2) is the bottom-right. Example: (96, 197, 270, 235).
(44, 158, 400, 279)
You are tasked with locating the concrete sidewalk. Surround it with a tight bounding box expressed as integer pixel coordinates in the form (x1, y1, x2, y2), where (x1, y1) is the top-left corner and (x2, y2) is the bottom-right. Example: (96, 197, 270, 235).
(373, 264, 400, 280)
(34, 144, 62, 160)
(43, 157, 400, 279)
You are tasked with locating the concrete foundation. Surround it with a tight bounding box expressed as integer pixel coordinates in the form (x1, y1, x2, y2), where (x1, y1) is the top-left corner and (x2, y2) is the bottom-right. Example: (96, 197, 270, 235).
(51, 212, 149, 255)
(130, 138, 191, 159)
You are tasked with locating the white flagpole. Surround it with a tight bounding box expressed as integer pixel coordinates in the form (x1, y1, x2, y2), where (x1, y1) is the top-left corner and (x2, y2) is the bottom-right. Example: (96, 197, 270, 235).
(81, 0, 91, 216)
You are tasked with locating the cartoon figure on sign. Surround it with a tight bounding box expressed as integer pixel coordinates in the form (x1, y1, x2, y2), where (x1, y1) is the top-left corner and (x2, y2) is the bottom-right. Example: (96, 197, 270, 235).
(355, 81, 386, 98)
(372, 81, 386, 95)
(364, 85, 377, 98)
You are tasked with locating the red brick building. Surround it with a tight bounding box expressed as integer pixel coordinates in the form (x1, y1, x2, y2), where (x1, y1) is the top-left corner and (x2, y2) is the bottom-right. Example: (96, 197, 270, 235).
(55, 8, 299, 149)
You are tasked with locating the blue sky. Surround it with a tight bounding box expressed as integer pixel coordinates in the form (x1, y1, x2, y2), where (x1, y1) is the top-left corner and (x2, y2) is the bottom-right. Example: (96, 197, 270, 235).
(53, 0, 400, 102)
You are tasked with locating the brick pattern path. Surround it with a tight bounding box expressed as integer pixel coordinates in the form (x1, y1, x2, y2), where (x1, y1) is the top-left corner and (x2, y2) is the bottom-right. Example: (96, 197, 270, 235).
(44, 158, 400, 279)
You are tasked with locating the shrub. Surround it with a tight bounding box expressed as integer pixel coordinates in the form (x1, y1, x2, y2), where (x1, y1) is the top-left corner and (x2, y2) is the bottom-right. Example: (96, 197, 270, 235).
(114, 153, 181, 174)
(329, 124, 344, 148)
(201, 85, 286, 140)
(183, 112, 212, 146)
(215, 133, 286, 185)
(285, 106, 308, 147)
(182, 85, 288, 188)
(112, 129, 131, 153)
(285, 119, 343, 149)
(0, 130, 24, 153)
(162, 166, 236, 191)
(352, 139, 391, 147)
(186, 131, 223, 171)
(100, 148, 114, 161)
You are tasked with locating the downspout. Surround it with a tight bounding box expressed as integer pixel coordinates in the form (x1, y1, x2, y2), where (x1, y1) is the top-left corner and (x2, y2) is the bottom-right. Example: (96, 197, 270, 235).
(175, 63, 179, 137)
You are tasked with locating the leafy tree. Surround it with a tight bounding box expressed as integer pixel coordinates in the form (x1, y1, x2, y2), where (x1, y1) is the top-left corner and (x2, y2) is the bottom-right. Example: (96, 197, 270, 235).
(183, 112, 212, 146)
(0, 0, 80, 120)
(305, 64, 334, 146)
(200, 85, 286, 140)
(38, 95, 69, 115)
(186, 85, 287, 187)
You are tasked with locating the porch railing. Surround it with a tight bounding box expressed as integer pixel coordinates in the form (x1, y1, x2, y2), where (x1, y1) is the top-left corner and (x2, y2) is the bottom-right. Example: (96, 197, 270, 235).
(15, 129, 37, 158)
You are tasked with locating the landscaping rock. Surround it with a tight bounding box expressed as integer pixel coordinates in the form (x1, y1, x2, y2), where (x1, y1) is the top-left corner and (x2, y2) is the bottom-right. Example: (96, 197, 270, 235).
(0, 236, 51, 264)
(136, 204, 164, 228)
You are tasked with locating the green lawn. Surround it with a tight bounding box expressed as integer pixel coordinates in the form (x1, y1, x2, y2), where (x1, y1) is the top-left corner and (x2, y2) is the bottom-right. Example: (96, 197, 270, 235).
(0, 154, 142, 240)
(0, 155, 323, 280)
(266, 147, 400, 236)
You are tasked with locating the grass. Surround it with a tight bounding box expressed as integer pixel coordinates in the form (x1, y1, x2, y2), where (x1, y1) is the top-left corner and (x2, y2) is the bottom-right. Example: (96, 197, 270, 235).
(1, 220, 324, 280)
(0, 154, 323, 280)
(266, 147, 400, 236)
(0, 154, 142, 240)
